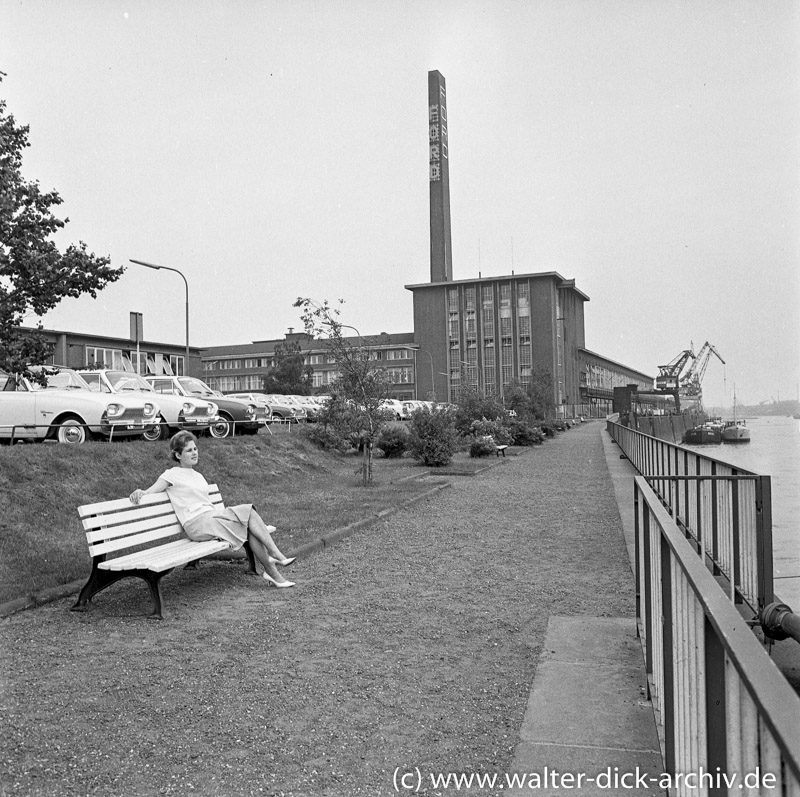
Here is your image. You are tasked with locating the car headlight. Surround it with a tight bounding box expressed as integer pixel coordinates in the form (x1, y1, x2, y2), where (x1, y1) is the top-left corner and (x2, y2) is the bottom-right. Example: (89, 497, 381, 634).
(208, 402, 219, 416)
(182, 402, 193, 413)
(144, 403, 157, 417)
(246, 405, 256, 419)
(106, 403, 124, 418)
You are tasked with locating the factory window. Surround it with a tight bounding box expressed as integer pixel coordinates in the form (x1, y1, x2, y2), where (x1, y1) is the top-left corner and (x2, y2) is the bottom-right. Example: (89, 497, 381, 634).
(448, 288, 458, 311)
(464, 286, 476, 310)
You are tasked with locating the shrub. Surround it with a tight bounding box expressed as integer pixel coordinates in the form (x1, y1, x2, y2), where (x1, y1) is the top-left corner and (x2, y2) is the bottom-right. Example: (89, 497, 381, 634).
(407, 407, 457, 467)
(375, 424, 410, 458)
(453, 387, 509, 437)
(468, 418, 512, 445)
(505, 419, 545, 446)
(469, 437, 496, 458)
(539, 422, 556, 437)
(303, 424, 352, 452)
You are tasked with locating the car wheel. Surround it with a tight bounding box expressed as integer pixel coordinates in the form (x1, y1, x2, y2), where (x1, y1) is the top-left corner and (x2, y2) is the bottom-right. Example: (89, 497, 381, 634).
(209, 414, 233, 438)
(56, 417, 88, 444)
(143, 416, 169, 442)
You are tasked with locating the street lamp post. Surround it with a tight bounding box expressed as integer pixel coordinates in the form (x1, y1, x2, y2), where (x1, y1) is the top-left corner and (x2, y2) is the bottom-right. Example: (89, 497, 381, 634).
(401, 346, 435, 401)
(130, 259, 190, 376)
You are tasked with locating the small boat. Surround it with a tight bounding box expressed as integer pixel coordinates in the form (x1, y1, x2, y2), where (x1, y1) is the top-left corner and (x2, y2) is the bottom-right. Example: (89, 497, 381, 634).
(722, 419, 750, 443)
(721, 387, 750, 442)
(683, 423, 722, 444)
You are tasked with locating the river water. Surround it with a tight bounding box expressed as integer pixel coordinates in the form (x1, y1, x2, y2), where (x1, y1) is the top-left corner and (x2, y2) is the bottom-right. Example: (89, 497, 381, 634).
(681, 415, 800, 607)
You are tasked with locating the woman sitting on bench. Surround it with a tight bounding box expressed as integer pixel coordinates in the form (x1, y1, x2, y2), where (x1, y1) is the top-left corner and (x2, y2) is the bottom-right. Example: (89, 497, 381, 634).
(130, 430, 297, 588)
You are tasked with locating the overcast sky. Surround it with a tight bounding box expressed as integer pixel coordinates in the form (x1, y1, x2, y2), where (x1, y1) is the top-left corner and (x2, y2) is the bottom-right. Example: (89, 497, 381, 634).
(3, 0, 798, 409)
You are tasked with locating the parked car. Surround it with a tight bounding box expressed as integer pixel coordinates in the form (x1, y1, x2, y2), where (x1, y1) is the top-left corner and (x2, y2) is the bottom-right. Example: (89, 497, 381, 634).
(0, 365, 159, 444)
(379, 398, 407, 420)
(81, 369, 219, 441)
(260, 394, 307, 423)
(401, 400, 430, 418)
(146, 376, 268, 438)
(283, 395, 317, 421)
(220, 393, 273, 424)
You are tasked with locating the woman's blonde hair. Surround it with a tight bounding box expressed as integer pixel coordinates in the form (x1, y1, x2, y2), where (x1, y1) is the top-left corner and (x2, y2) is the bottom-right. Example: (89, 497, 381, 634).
(169, 430, 198, 462)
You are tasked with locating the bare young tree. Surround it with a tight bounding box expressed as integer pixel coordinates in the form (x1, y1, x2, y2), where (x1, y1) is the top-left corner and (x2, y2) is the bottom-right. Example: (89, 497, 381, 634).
(293, 298, 391, 485)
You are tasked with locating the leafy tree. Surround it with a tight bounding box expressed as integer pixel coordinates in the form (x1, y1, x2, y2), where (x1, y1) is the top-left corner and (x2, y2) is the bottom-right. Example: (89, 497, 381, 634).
(0, 77, 121, 375)
(261, 340, 313, 395)
(524, 367, 556, 419)
(293, 297, 391, 484)
(452, 384, 508, 437)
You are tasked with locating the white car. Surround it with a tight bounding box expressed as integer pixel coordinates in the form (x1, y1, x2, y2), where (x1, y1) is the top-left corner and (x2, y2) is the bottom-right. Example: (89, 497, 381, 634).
(81, 369, 219, 441)
(379, 399, 407, 420)
(0, 366, 159, 444)
(401, 400, 431, 418)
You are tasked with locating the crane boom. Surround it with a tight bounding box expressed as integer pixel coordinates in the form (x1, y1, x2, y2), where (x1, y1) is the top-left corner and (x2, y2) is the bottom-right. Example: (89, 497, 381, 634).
(680, 342, 725, 396)
(655, 348, 695, 391)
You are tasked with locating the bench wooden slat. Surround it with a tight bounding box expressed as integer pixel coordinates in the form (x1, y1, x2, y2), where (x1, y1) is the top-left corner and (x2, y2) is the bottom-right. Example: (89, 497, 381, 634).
(88, 523, 186, 557)
(81, 502, 185, 533)
(85, 511, 183, 542)
(78, 484, 222, 516)
(80, 493, 223, 532)
(82, 494, 224, 541)
(99, 538, 230, 572)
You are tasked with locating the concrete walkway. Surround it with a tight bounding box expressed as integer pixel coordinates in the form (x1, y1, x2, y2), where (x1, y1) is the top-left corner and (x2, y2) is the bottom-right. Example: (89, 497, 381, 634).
(507, 426, 665, 795)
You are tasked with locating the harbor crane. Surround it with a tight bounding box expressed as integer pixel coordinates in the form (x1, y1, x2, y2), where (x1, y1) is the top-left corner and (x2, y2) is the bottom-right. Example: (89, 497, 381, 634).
(680, 342, 725, 397)
(655, 348, 695, 392)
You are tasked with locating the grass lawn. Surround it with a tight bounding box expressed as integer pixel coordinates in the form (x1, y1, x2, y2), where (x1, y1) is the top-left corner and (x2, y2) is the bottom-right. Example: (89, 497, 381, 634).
(0, 425, 479, 604)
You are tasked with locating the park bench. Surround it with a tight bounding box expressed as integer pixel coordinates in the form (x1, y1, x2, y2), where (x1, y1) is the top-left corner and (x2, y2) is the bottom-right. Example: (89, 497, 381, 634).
(481, 434, 509, 457)
(70, 484, 257, 620)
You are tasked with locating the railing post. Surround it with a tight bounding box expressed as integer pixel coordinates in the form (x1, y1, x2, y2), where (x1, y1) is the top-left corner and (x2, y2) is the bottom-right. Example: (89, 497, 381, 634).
(635, 481, 642, 625)
(704, 616, 727, 794)
(756, 475, 774, 608)
(643, 501, 654, 689)
(731, 477, 741, 604)
(695, 456, 703, 555)
(661, 535, 675, 775)
(711, 462, 720, 576)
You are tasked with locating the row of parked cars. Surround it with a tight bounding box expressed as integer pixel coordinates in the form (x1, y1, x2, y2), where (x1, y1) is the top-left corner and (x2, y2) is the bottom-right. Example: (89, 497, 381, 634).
(0, 366, 319, 444)
(379, 399, 453, 420)
(0, 364, 455, 445)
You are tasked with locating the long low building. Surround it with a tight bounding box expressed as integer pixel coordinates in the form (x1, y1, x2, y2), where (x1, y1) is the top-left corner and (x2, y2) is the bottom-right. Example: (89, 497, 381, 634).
(200, 330, 419, 401)
(14, 325, 199, 378)
(12, 321, 658, 418)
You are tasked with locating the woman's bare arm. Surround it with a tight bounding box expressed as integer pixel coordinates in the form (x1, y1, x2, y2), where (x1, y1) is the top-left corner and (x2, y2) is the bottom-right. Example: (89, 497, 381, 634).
(130, 477, 171, 504)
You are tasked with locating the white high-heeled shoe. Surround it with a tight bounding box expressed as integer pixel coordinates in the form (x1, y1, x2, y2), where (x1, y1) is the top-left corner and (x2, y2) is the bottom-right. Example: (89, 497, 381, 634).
(268, 555, 296, 567)
(262, 573, 295, 588)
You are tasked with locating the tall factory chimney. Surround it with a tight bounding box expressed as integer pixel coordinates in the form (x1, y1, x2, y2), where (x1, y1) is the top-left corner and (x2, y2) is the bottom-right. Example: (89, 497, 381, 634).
(428, 70, 452, 283)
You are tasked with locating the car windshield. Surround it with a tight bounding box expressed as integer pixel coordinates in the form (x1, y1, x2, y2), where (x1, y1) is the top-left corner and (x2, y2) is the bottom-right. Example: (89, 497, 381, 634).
(105, 371, 154, 392)
(178, 377, 215, 397)
(29, 367, 90, 391)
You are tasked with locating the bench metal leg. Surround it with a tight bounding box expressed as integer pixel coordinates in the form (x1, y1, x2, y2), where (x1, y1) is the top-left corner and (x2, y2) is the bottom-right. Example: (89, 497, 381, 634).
(71, 561, 171, 620)
(243, 540, 258, 575)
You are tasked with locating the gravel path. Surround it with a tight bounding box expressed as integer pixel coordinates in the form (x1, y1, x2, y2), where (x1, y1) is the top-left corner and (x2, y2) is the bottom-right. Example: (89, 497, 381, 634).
(1, 422, 635, 797)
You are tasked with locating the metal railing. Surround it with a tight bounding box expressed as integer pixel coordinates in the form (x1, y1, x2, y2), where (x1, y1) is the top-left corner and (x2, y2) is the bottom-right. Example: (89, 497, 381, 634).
(0, 420, 277, 443)
(634, 476, 800, 795)
(0, 423, 121, 444)
(608, 419, 773, 615)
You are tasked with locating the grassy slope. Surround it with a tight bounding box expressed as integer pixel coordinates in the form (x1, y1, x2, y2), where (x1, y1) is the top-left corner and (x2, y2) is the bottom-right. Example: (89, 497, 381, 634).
(0, 429, 438, 603)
